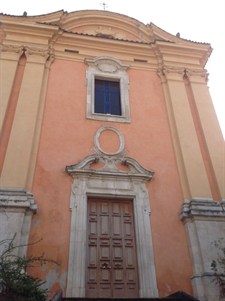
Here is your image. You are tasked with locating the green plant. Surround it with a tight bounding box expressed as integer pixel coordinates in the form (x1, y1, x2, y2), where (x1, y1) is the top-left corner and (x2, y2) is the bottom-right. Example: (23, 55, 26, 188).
(0, 234, 58, 301)
(211, 238, 225, 300)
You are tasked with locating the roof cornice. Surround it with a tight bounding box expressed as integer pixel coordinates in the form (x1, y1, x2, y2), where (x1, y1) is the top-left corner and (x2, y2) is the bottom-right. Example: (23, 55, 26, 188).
(0, 10, 212, 69)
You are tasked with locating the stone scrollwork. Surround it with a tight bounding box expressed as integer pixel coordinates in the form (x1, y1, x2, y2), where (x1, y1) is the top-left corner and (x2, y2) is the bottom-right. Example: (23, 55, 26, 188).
(85, 56, 129, 73)
(66, 126, 154, 181)
(0, 45, 25, 60)
(85, 56, 130, 123)
(65, 126, 158, 298)
(0, 44, 24, 54)
(23, 46, 54, 63)
(183, 68, 209, 82)
(157, 65, 209, 83)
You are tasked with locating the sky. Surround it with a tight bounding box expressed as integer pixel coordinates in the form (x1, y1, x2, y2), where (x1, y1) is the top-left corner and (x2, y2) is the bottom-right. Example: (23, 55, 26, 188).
(1, 0, 225, 138)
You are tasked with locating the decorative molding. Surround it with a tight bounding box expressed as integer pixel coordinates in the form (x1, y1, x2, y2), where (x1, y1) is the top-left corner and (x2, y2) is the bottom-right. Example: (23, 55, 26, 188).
(0, 188, 37, 212)
(23, 46, 54, 64)
(0, 188, 37, 257)
(0, 44, 25, 60)
(94, 126, 125, 156)
(85, 56, 129, 73)
(85, 56, 131, 123)
(65, 128, 157, 298)
(180, 198, 225, 220)
(0, 44, 24, 54)
(157, 66, 209, 85)
(0, 45, 53, 61)
(66, 126, 154, 181)
(180, 198, 225, 301)
(183, 68, 209, 83)
(66, 154, 154, 181)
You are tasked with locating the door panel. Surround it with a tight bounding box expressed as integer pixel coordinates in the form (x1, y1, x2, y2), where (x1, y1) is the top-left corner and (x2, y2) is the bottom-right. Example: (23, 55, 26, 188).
(86, 198, 139, 298)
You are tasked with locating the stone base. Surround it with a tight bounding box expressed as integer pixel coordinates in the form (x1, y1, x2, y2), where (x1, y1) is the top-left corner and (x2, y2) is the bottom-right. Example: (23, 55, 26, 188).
(0, 188, 37, 256)
(181, 198, 225, 301)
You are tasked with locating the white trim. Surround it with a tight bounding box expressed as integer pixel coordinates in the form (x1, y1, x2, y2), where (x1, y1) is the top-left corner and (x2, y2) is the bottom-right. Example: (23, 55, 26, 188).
(66, 160, 158, 298)
(94, 126, 125, 156)
(85, 57, 131, 123)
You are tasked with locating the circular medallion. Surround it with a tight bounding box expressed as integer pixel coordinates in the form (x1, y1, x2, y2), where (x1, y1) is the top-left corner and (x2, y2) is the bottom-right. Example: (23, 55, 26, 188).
(94, 126, 125, 156)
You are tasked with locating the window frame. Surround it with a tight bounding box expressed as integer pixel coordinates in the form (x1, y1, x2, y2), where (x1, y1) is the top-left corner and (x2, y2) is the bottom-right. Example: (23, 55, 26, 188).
(94, 77, 122, 116)
(85, 57, 130, 123)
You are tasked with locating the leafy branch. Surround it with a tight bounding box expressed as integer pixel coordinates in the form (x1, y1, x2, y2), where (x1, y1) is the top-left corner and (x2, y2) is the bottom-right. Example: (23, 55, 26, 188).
(0, 234, 59, 301)
(211, 238, 225, 300)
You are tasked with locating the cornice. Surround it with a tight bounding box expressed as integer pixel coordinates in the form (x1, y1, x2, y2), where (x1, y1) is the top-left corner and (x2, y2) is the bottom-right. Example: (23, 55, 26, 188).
(0, 188, 37, 212)
(55, 31, 210, 71)
(0, 10, 212, 70)
(150, 23, 211, 47)
(55, 10, 154, 43)
(180, 198, 225, 220)
(65, 155, 154, 182)
(0, 10, 64, 24)
(0, 19, 59, 53)
(0, 19, 59, 35)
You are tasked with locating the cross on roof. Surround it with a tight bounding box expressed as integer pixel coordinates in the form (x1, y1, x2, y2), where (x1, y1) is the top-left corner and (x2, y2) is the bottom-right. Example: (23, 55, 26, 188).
(100, 2, 108, 10)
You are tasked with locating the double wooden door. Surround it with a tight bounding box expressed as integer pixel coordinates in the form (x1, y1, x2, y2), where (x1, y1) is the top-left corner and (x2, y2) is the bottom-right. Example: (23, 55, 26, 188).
(86, 198, 139, 298)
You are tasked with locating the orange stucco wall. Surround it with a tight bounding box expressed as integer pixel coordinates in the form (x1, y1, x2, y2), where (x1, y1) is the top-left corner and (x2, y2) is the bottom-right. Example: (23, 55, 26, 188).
(29, 58, 192, 297)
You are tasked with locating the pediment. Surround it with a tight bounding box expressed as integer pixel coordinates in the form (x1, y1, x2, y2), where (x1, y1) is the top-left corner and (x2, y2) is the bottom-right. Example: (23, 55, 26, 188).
(59, 10, 154, 43)
(1, 10, 211, 50)
(65, 126, 154, 181)
(47, 10, 208, 46)
(65, 154, 154, 182)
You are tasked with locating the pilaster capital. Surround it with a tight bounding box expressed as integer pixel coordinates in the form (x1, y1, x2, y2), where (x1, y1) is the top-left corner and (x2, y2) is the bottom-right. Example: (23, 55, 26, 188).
(0, 44, 55, 66)
(157, 65, 185, 82)
(184, 68, 209, 84)
(23, 46, 55, 65)
(0, 44, 24, 60)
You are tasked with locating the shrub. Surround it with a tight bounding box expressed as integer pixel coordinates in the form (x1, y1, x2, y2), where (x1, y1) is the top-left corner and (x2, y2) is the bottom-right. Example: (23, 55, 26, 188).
(0, 235, 58, 301)
(211, 238, 225, 300)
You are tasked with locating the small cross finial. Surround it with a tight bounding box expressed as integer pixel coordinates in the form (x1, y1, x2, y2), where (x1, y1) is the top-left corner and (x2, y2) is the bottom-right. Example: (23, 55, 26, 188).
(100, 2, 108, 10)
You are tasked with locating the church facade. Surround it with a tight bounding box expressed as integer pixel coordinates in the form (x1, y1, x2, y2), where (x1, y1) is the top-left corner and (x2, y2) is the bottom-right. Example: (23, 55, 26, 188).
(0, 10, 224, 301)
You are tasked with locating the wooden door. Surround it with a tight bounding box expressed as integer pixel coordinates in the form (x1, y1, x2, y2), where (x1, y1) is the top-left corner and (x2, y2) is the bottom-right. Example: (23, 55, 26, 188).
(86, 198, 139, 298)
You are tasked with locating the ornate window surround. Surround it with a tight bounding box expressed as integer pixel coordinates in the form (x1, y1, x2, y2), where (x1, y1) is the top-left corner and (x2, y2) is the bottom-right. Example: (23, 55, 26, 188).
(65, 126, 158, 298)
(85, 57, 131, 123)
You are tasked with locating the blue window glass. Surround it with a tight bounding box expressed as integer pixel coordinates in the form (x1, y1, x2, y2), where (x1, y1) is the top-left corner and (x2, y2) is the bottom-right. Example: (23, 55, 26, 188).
(94, 79, 121, 115)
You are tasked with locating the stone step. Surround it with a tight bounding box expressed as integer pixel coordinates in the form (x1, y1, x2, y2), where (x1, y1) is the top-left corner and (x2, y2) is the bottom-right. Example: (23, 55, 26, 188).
(59, 291, 199, 301)
(62, 299, 187, 301)
(63, 299, 171, 301)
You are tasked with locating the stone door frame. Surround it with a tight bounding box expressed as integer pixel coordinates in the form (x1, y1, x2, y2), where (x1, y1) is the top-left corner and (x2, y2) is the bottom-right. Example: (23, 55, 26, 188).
(65, 156, 158, 298)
